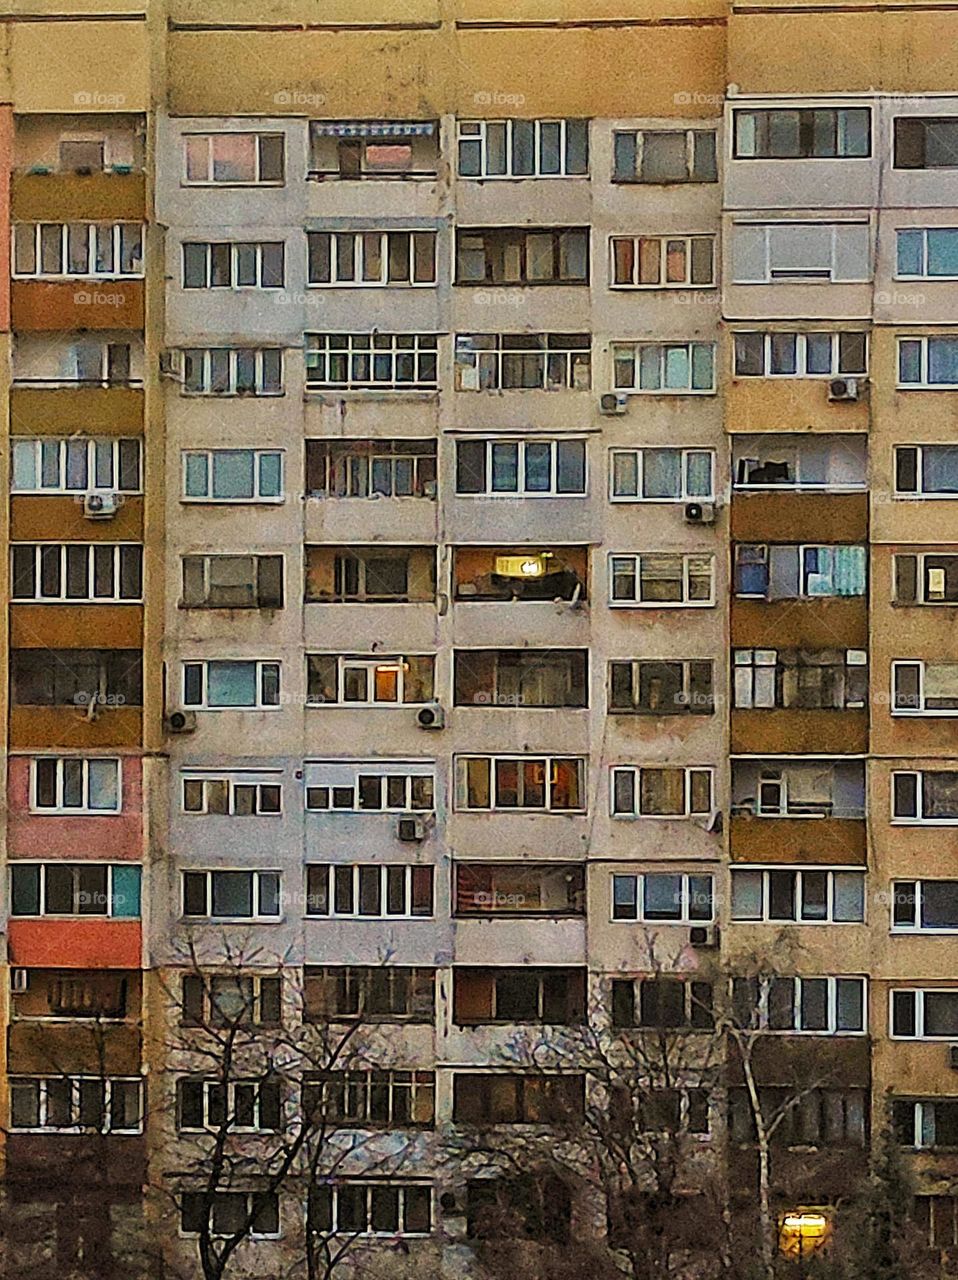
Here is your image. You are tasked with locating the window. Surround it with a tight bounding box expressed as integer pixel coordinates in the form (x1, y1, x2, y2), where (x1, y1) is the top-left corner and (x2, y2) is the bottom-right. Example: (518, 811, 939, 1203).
(455, 438, 586, 496)
(891, 988, 958, 1038)
(457, 119, 589, 177)
(612, 978, 714, 1030)
(305, 333, 438, 391)
(182, 241, 284, 289)
(303, 966, 435, 1022)
(307, 230, 437, 286)
(306, 439, 437, 498)
(609, 660, 713, 715)
(894, 1102, 958, 1151)
(10, 1076, 142, 1133)
(180, 974, 282, 1028)
(184, 132, 284, 184)
(11, 649, 142, 708)
(731, 221, 871, 283)
(453, 649, 588, 709)
(67, 338, 133, 387)
(11, 437, 141, 494)
(181, 870, 281, 920)
(182, 348, 283, 396)
(729, 1087, 866, 1146)
(893, 661, 958, 714)
(733, 544, 867, 599)
(10, 863, 141, 918)
(731, 976, 866, 1033)
(637, 1088, 711, 1135)
(454, 864, 585, 917)
(894, 116, 958, 169)
(181, 555, 283, 609)
(897, 228, 958, 279)
(610, 234, 714, 287)
(182, 661, 280, 710)
(455, 756, 585, 812)
(309, 121, 438, 180)
(20, 971, 128, 1019)
(452, 1073, 585, 1124)
(456, 227, 589, 285)
(612, 342, 715, 393)
(13, 223, 143, 277)
(893, 881, 958, 932)
(915, 1195, 958, 1248)
(182, 450, 282, 502)
(176, 1079, 281, 1132)
(611, 766, 714, 818)
(12, 544, 142, 602)
(306, 547, 436, 603)
(612, 873, 714, 923)
(732, 649, 867, 710)
(304, 763, 435, 814)
(453, 968, 586, 1026)
(305, 865, 434, 919)
(893, 770, 958, 823)
(895, 445, 958, 495)
(894, 552, 958, 604)
(307, 1183, 432, 1237)
(455, 333, 591, 391)
(60, 138, 105, 171)
(609, 448, 714, 500)
(610, 553, 715, 606)
(32, 757, 120, 813)
(613, 129, 717, 183)
(898, 337, 958, 387)
(306, 654, 435, 706)
(733, 108, 870, 159)
(305, 1072, 434, 1127)
(733, 331, 867, 377)
(180, 1192, 279, 1239)
(730, 868, 865, 923)
(182, 775, 282, 816)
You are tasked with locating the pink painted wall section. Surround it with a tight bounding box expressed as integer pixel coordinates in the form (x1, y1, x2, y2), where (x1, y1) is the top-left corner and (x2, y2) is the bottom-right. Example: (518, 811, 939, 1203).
(0, 104, 11, 330)
(6, 755, 145, 860)
(8, 919, 142, 969)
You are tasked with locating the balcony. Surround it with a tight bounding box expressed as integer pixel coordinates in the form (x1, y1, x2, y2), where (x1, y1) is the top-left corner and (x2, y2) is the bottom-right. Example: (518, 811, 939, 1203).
(10, 605, 142, 650)
(12, 279, 144, 332)
(732, 597, 867, 649)
(11, 171, 146, 222)
(452, 544, 589, 641)
(731, 491, 868, 544)
(732, 708, 868, 755)
(730, 758, 866, 864)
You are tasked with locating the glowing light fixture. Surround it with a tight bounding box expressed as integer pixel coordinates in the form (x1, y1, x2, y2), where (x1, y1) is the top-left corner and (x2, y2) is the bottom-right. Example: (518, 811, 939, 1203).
(779, 1211, 830, 1258)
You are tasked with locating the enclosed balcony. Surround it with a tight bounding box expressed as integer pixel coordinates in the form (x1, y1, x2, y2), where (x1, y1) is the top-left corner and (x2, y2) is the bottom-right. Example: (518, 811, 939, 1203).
(730, 758, 866, 864)
(12, 113, 145, 221)
(731, 434, 868, 543)
(731, 646, 868, 754)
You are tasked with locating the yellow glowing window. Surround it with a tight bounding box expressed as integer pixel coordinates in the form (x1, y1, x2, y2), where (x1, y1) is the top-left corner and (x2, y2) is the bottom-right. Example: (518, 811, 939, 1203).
(779, 1212, 830, 1257)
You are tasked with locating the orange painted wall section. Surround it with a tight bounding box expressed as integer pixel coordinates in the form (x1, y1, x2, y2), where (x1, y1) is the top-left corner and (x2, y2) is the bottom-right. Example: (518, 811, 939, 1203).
(8, 919, 142, 969)
(11, 279, 144, 332)
(0, 106, 12, 331)
(6, 756, 144, 860)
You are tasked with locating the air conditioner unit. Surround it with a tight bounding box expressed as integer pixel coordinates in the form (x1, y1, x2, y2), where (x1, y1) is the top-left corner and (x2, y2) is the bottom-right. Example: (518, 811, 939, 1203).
(165, 709, 197, 734)
(83, 490, 119, 520)
(416, 703, 445, 730)
(828, 377, 861, 403)
(684, 501, 716, 525)
(159, 349, 182, 378)
(949, 1044, 958, 1071)
(690, 926, 720, 950)
(599, 392, 628, 416)
(397, 814, 426, 842)
(10, 968, 28, 993)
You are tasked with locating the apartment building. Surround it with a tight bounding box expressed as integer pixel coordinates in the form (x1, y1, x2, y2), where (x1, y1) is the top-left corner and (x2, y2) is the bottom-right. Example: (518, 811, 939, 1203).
(0, 0, 957, 1277)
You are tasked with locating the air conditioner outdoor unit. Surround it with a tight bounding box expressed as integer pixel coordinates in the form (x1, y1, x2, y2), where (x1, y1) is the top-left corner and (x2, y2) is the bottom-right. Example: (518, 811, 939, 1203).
(416, 703, 445, 730)
(397, 814, 426, 842)
(690, 926, 720, 950)
(949, 1044, 958, 1071)
(828, 377, 861, 402)
(83, 490, 119, 519)
(599, 392, 628, 416)
(10, 968, 28, 993)
(165, 709, 197, 734)
(684, 501, 716, 525)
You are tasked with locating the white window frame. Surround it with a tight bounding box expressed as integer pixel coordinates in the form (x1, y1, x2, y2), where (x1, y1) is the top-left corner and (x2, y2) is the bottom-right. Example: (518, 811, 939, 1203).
(897, 336, 958, 388)
(305, 332, 439, 392)
(895, 1100, 958, 1149)
(177, 1078, 280, 1132)
(609, 234, 715, 288)
(892, 879, 958, 933)
(608, 448, 715, 502)
(182, 348, 284, 397)
(889, 988, 958, 1040)
(730, 866, 866, 924)
(11, 542, 142, 603)
(181, 773, 283, 816)
(613, 129, 717, 183)
(182, 132, 285, 186)
(304, 864, 434, 919)
(732, 648, 867, 710)
(454, 332, 591, 392)
(454, 437, 587, 498)
(894, 444, 958, 497)
(307, 229, 437, 287)
(732, 330, 868, 378)
(9, 1075, 143, 1133)
(307, 655, 434, 706)
(306, 1070, 435, 1127)
(609, 552, 716, 608)
(892, 659, 958, 716)
(733, 975, 867, 1035)
(731, 106, 872, 161)
(454, 754, 587, 813)
(732, 220, 871, 284)
(309, 1182, 433, 1237)
(894, 551, 958, 604)
(612, 342, 716, 394)
(181, 449, 283, 503)
(608, 659, 714, 715)
(733, 543, 867, 600)
(892, 769, 958, 824)
(611, 872, 715, 924)
(181, 869, 282, 921)
(896, 227, 958, 280)
(182, 660, 281, 711)
(10, 437, 142, 495)
(457, 118, 589, 179)
(12, 222, 144, 278)
(610, 765, 714, 818)
(30, 757, 121, 815)
(304, 761, 435, 814)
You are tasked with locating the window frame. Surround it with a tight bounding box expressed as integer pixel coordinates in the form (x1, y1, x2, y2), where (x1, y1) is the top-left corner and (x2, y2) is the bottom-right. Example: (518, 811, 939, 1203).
(11, 542, 143, 603)
(179, 1191, 280, 1240)
(306, 654, 435, 707)
(894, 444, 958, 496)
(454, 332, 591, 392)
(612, 129, 718, 184)
(456, 118, 590, 180)
(10, 862, 139, 919)
(892, 659, 958, 716)
(176, 1077, 282, 1133)
(897, 336, 958, 388)
(307, 1181, 433, 1237)
(11, 437, 142, 495)
(609, 233, 715, 289)
(181, 449, 284, 504)
(732, 647, 868, 710)
(892, 769, 958, 824)
(305, 333, 439, 392)
(9, 1075, 143, 1133)
(889, 987, 958, 1040)
(612, 342, 716, 394)
(182, 132, 285, 186)
(304, 763, 435, 814)
(733, 542, 867, 600)
(454, 754, 587, 813)
(181, 774, 283, 817)
(305, 864, 434, 920)
(180, 869, 282, 922)
(608, 552, 716, 608)
(181, 660, 281, 711)
(181, 240, 285, 290)
(454, 437, 588, 498)
(307, 229, 438, 288)
(305, 1070, 436, 1128)
(12, 222, 144, 279)
(892, 879, 958, 933)
(732, 974, 867, 1035)
(182, 347, 284, 397)
(611, 872, 715, 924)
(30, 757, 121, 815)
(608, 448, 715, 502)
(610, 765, 715, 819)
(729, 866, 867, 924)
(732, 220, 872, 284)
(732, 330, 868, 379)
(732, 107, 872, 160)
(608, 659, 714, 716)
(896, 227, 958, 280)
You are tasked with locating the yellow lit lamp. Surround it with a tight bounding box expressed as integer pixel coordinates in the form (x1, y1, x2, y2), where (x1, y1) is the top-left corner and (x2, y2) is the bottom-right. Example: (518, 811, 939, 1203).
(494, 551, 555, 579)
(779, 1211, 831, 1259)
